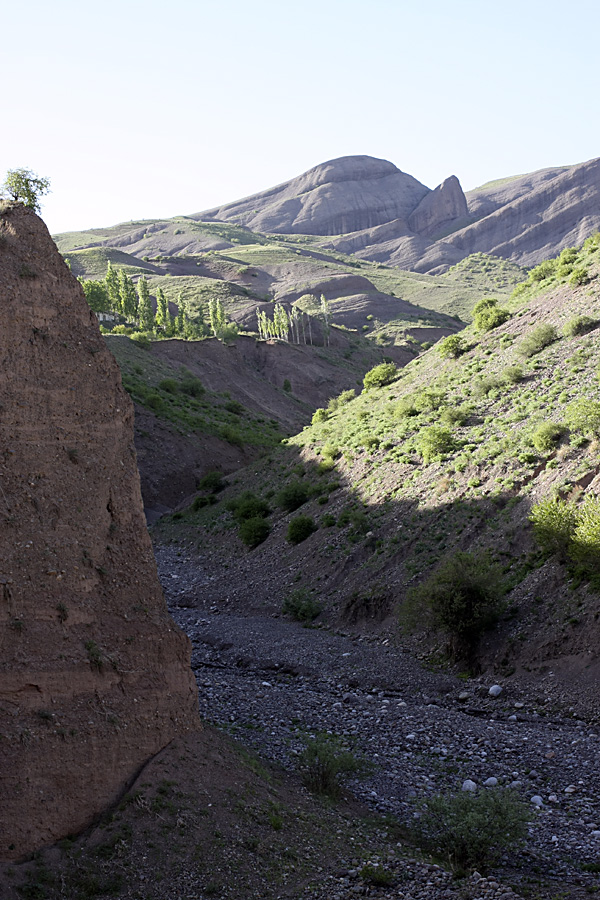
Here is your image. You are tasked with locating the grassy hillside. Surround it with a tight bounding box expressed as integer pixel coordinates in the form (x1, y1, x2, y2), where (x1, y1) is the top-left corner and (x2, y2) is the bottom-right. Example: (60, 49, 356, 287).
(154, 233, 600, 703)
(55, 211, 527, 352)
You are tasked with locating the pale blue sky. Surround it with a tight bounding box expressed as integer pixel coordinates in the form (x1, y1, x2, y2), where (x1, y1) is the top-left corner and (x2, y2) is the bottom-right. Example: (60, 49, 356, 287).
(2, 0, 599, 234)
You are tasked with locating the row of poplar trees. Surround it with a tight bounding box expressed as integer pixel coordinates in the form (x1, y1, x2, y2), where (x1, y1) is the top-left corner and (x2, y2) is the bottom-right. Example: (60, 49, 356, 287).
(80, 263, 204, 338)
(257, 295, 330, 346)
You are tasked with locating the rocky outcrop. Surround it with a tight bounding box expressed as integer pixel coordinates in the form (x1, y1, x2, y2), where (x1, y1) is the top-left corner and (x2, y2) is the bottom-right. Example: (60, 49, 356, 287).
(408, 175, 468, 237)
(0, 204, 200, 860)
(199, 155, 431, 236)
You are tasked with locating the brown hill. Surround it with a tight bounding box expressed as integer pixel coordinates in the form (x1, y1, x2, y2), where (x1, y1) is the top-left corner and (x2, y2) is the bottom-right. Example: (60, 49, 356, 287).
(0, 203, 199, 860)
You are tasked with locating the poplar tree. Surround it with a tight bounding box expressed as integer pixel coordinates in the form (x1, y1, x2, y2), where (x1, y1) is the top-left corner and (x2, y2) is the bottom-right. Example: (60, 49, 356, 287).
(320, 294, 331, 347)
(104, 262, 121, 315)
(118, 270, 138, 322)
(137, 276, 154, 331)
(155, 287, 169, 332)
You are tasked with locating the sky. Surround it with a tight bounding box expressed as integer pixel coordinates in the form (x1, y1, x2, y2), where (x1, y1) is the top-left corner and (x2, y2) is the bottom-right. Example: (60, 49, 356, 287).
(2, 0, 599, 235)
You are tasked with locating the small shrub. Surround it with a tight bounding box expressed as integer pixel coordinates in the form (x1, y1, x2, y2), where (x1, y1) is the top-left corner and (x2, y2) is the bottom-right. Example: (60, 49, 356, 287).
(229, 492, 270, 522)
(411, 788, 531, 875)
(565, 400, 600, 436)
(197, 471, 225, 493)
(415, 389, 446, 412)
(569, 267, 589, 287)
(571, 495, 600, 573)
(328, 388, 355, 411)
(159, 377, 179, 394)
(407, 552, 505, 659)
(502, 364, 524, 384)
(180, 375, 205, 397)
(312, 408, 329, 425)
(276, 481, 310, 513)
(145, 393, 165, 411)
(417, 426, 457, 463)
(321, 513, 336, 527)
(519, 323, 558, 357)
(363, 362, 397, 390)
(531, 422, 564, 452)
(529, 259, 556, 282)
(472, 297, 510, 332)
(287, 515, 317, 544)
(441, 406, 469, 426)
(563, 315, 597, 337)
(129, 331, 152, 348)
(220, 424, 244, 447)
(298, 734, 365, 798)
(438, 334, 466, 359)
(283, 378, 292, 392)
(282, 587, 321, 622)
(239, 517, 271, 549)
(360, 865, 394, 887)
(529, 496, 578, 560)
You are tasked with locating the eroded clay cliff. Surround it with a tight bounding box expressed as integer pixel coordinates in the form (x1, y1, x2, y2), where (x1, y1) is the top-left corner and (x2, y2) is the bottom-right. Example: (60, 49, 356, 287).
(0, 203, 200, 860)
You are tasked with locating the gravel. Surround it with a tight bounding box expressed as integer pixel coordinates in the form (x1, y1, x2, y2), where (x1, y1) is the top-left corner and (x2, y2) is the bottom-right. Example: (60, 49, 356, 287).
(156, 545, 600, 899)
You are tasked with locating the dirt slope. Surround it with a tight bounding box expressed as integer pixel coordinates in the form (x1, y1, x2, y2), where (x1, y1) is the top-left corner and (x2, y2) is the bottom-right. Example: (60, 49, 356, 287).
(0, 203, 199, 860)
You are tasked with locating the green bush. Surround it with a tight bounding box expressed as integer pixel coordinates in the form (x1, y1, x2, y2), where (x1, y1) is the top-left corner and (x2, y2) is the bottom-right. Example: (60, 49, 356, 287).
(312, 408, 329, 425)
(180, 374, 205, 397)
(220, 424, 244, 447)
(417, 426, 457, 463)
(321, 513, 336, 527)
(519, 323, 558, 357)
(298, 734, 366, 798)
(441, 406, 469, 426)
(563, 315, 597, 337)
(565, 400, 600, 436)
(411, 788, 530, 875)
(502, 364, 524, 384)
(129, 331, 152, 348)
(239, 517, 271, 549)
(438, 334, 466, 359)
(415, 389, 446, 412)
(529, 259, 556, 282)
(328, 389, 355, 411)
(159, 378, 179, 394)
(282, 587, 321, 622)
(287, 515, 317, 544)
(197, 471, 225, 493)
(569, 267, 590, 287)
(529, 496, 578, 560)
(363, 362, 397, 390)
(472, 298, 510, 332)
(229, 492, 270, 522)
(276, 481, 310, 513)
(145, 393, 164, 411)
(407, 552, 504, 659)
(531, 422, 564, 452)
(571, 495, 600, 573)
(283, 378, 292, 393)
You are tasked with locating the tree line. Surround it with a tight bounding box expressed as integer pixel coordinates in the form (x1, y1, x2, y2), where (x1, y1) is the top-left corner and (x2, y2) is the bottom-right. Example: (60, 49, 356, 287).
(79, 263, 206, 339)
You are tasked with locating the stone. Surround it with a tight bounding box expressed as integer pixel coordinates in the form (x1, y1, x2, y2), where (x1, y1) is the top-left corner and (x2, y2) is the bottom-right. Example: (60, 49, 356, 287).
(462, 780, 477, 792)
(408, 175, 468, 237)
(0, 205, 200, 860)
(484, 777, 499, 787)
(489, 685, 503, 697)
(531, 795, 544, 807)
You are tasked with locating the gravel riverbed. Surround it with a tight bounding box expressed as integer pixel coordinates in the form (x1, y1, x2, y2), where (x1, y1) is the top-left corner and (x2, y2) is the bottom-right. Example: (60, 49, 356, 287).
(156, 545, 600, 900)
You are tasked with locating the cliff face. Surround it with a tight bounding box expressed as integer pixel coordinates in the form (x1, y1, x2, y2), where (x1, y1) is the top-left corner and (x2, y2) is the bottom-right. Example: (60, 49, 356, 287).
(0, 204, 200, 860)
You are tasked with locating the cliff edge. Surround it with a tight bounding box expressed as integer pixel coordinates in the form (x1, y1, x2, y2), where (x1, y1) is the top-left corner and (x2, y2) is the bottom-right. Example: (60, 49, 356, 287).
(0, 203, 200, 860)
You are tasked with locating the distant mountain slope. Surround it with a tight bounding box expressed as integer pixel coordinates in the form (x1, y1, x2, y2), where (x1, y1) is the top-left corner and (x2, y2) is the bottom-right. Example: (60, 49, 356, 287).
(196, 154, 600, 274)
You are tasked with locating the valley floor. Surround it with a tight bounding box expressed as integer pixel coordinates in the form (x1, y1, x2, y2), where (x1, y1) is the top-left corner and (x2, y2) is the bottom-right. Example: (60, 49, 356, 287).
(156, 543, 600, 900)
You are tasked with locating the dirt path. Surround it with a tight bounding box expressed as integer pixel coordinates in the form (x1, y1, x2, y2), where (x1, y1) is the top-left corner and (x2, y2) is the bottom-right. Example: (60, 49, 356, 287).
(156, 544, 600, 899)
